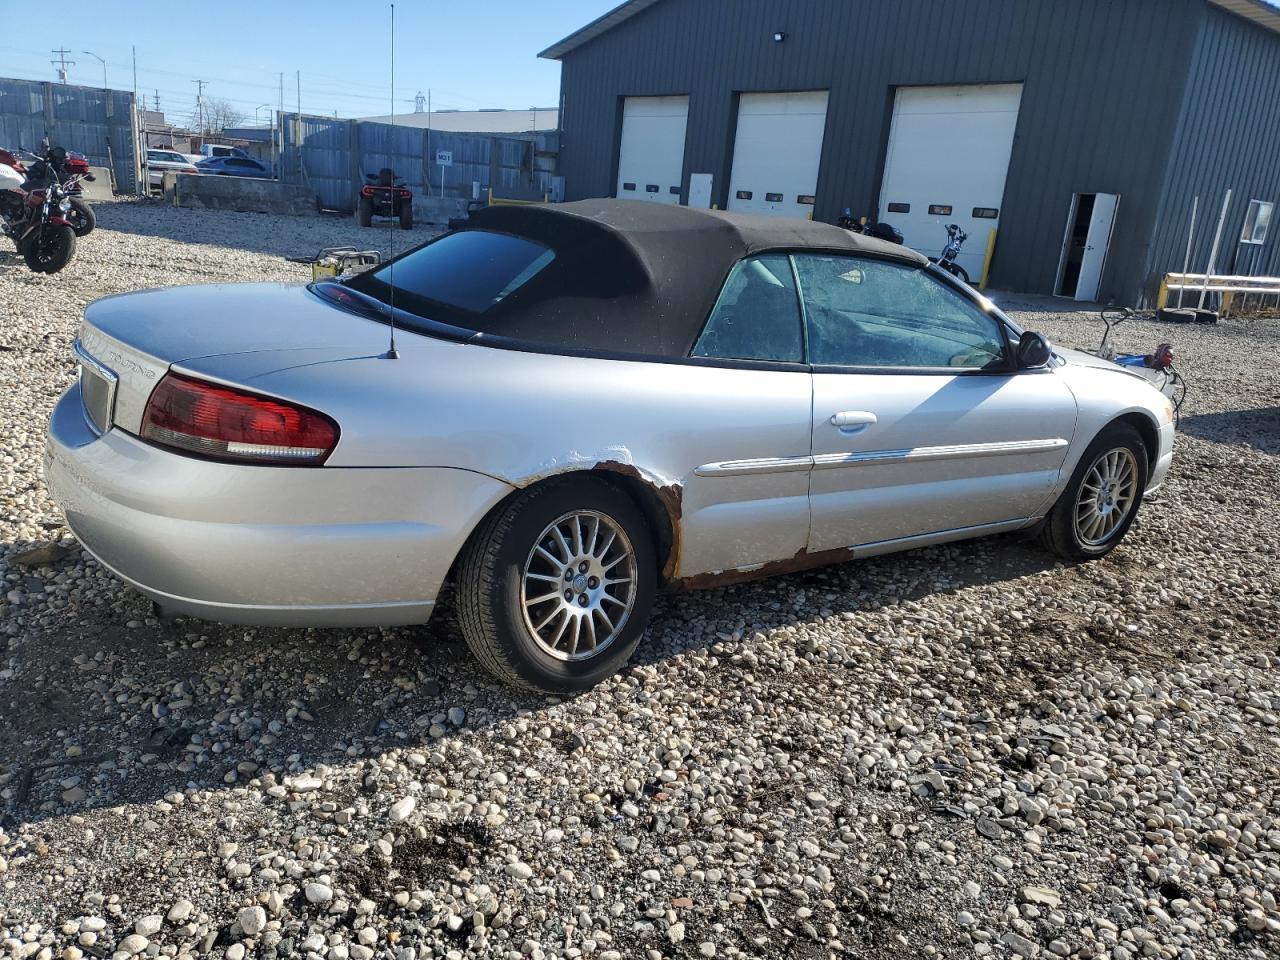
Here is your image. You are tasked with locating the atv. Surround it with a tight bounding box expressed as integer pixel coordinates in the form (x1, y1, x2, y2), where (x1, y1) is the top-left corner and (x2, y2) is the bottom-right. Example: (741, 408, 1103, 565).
(357, 168, 412, 230)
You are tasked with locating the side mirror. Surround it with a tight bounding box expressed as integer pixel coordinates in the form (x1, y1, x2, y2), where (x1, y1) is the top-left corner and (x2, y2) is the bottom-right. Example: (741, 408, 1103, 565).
(1017, 331, 1053, 368)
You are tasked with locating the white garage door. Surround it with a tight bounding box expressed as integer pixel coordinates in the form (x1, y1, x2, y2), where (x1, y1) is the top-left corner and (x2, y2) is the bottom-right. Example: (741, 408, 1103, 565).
(879, 84, 1023, 282)
(728, 91, 829, 219)
(616, 95, 689, 205)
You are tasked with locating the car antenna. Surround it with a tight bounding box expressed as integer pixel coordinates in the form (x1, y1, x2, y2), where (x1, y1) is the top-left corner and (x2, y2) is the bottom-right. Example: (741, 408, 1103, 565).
(384, 2, 400, 359)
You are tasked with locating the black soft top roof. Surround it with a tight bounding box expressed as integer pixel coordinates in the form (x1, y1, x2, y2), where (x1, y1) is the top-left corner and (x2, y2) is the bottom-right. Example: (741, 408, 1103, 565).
(455, 199, 928, 358)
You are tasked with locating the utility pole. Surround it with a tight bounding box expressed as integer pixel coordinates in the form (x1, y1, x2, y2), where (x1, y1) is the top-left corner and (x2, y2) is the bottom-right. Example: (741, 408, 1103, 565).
(154, 90, 161, 112)
(278, 72, 284, 174)
(51, 49, 76, 84)
(192, 79, 207, 137)
(133, 46, 142, 197)
(296, 70, 301, 121)
(414, 91, 425, 113)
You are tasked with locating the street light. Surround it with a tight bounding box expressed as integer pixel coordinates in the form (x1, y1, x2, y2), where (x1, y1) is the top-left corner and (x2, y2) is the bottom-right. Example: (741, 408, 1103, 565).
(82, 51, 107, 89)
(255, 103, 272, 124)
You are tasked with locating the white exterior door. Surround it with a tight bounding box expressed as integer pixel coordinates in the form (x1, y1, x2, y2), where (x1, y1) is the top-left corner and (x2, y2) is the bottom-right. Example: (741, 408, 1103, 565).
(879, 83, 1023, 280)
(1074, 193, 1120, 301)
(728, 90, 829, 218)
(616, 95, 688, 205)
(688, 172, 713, 209)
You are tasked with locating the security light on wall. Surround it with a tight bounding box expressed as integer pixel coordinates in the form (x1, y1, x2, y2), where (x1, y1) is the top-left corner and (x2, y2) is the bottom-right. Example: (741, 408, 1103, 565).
(773, 32, 788, 42)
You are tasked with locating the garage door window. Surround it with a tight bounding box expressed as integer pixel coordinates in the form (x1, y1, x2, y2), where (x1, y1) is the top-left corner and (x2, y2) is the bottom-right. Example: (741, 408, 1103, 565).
(691, 255, 803, 363)
(794, 255, 1006, 370)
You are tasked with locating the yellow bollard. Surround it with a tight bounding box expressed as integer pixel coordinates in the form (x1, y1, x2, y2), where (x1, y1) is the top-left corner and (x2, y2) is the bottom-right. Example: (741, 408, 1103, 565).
(979, 229, 997, 290)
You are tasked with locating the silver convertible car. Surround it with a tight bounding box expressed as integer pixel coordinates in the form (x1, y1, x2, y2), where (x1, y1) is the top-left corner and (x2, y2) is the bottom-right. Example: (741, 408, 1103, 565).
(46, 200, 1175, 691)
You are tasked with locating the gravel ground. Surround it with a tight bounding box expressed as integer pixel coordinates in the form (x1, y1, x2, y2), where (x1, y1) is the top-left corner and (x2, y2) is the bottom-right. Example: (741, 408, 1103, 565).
(1, 199, 1278, 960)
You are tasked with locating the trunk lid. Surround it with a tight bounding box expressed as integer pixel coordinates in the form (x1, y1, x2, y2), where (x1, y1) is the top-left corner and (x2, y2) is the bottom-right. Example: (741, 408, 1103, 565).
(78, 282, 389, 434)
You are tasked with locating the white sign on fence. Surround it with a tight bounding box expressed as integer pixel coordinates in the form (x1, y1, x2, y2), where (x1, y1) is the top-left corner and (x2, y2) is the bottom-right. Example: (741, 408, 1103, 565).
(435, 150, 453, 167)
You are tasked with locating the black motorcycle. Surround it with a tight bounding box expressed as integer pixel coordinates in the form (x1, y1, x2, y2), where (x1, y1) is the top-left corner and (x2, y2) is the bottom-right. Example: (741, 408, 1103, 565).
(837, 207, 904, 244)
(929, 223, 969, 283)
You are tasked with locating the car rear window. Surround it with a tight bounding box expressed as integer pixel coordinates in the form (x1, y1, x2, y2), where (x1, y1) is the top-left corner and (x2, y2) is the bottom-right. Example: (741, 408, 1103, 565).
(349, 230, 556, 315)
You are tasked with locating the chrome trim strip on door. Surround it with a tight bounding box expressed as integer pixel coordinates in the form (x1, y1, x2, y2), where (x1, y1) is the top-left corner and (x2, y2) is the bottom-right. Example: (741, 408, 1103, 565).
(694, 438, 1067, 478)
(811, 437, 1068, 471)
(693, 455, 813, 478)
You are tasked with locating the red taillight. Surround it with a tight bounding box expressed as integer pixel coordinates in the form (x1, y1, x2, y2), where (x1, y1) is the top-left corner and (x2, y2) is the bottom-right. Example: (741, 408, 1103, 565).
(398, 189, 411, 198)
(183, 167, 199, 174)
(360, 185, 375, 197)
(141, 373, 338, 465)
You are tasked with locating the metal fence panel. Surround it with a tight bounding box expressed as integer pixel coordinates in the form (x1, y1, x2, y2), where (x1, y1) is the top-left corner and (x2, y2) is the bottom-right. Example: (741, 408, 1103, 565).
(279, 114, 557, 213)
(282, 115, 351, 211)
(0, 77, 137, 191)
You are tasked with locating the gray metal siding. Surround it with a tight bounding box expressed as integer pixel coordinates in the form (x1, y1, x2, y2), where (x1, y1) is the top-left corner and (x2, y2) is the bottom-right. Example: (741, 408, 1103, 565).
(0, 77, 138, 192)
(555, 0, 1208, 300)
(1147, 4, 1280, 298)
(280, 115, 555, 212)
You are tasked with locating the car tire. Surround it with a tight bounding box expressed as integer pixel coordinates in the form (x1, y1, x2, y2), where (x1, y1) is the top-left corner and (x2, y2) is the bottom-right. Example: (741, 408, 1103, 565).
(68, 198, 96, 237)
(1157, 307, 1196, 324)
(399, 203, 412, 230)
(357, 196, 373, 228)
(456, 477, 657, 692)
(1039, 422, 1148, 561)
(951, 263, 971, 284)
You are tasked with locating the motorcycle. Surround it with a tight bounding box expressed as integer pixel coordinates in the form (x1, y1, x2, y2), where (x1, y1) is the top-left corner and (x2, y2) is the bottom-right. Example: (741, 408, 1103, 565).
(1, 145, 95, 237)
(1092, 307, 1187, 423)
(837, 207, 903, 244)
(929, 223, 969, 283)
(0, 149, 82, 274)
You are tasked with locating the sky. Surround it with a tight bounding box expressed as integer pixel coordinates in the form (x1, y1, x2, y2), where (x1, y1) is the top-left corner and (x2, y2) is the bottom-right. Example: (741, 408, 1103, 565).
(0, 0, 619, 124)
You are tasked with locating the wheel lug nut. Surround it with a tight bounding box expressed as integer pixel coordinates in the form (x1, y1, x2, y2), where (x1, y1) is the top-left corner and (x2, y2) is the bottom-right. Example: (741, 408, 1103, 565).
(564, 570, 573, 581)
(564, 589, 573, 601)
(588, 577, 599, 589)
(578, 561, 589, 573)
(578, 595, 589, 607)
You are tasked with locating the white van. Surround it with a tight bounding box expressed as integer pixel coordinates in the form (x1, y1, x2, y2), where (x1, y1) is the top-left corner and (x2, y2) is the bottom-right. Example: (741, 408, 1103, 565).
(200, 144, 254, 160)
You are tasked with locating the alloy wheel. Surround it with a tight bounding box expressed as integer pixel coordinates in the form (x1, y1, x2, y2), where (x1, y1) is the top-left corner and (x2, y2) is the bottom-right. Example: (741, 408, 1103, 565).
(520, 509, 637, 661)
(1074, 447, 1139, 546)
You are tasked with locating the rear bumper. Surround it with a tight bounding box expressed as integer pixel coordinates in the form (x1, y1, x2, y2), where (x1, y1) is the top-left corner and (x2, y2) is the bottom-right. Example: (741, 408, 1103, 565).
(44, 382, 514, 627)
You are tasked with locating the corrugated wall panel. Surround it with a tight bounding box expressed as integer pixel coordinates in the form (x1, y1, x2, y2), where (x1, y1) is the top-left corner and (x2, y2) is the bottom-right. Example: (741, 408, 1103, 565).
(1147, 5, 1280, 298)
(0, 77, 137, 191)
(554, 0, 1214, 301)
(281, 115, 553, 212)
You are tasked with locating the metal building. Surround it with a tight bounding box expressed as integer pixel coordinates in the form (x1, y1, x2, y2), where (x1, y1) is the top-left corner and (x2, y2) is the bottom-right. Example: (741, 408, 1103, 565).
(540, 0, 1280, 304)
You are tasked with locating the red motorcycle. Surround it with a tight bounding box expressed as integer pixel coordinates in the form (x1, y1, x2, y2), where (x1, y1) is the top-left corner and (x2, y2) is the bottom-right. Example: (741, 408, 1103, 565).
(1, 145, 95, 236)
(0, 149, 81, 273)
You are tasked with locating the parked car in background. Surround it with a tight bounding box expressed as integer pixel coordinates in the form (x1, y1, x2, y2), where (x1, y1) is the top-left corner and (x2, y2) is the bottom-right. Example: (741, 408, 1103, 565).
(195, 156, 272, 179)
(143, 149, 200, 190)
(200, 144, 256, 160)
(46, 201, 1176, 694)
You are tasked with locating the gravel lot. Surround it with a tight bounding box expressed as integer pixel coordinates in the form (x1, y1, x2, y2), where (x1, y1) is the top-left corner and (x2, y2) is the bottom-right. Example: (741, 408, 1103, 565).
(1, 199, 1278, 960)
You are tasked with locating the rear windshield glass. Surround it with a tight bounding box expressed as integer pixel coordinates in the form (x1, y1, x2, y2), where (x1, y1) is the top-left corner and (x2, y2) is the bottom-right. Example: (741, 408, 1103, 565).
(349, 230, 555, 315)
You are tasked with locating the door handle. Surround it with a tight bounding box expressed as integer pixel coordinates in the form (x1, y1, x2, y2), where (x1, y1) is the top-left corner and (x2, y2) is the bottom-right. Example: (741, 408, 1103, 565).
(830, 411, 877, 431)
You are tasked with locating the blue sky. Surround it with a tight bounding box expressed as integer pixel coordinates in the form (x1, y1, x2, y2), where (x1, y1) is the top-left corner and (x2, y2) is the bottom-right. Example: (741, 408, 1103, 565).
(0, 0, 618, 123)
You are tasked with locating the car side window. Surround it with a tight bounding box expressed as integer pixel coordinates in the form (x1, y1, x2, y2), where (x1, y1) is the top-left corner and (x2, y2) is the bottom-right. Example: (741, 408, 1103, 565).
(691, 254, 803, 363)
(794, 254, 1007, 369)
